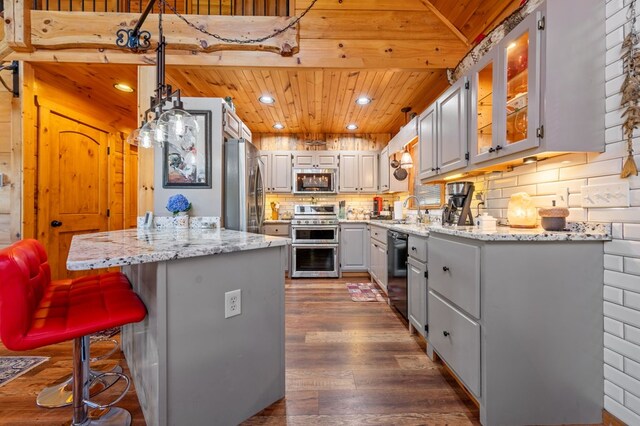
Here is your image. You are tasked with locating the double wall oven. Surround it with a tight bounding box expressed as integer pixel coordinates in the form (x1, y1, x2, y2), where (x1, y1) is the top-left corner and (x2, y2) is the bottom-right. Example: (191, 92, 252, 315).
(291, 204, 339, 278)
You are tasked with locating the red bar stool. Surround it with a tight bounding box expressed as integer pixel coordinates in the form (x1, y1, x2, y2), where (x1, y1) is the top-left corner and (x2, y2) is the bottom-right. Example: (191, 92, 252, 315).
(0, 239, 147, 425)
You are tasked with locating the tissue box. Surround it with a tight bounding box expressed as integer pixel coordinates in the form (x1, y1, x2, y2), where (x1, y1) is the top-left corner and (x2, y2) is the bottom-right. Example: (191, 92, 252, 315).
(476, 214, 497, 231)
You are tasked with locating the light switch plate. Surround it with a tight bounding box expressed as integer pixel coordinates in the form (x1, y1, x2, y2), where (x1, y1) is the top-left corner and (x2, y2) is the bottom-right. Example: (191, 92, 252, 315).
(581, 182, 630, 208)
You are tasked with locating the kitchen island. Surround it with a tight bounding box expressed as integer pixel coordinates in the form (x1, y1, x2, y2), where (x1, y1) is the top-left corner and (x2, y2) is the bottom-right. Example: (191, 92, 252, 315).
(67, 227, 290, 426)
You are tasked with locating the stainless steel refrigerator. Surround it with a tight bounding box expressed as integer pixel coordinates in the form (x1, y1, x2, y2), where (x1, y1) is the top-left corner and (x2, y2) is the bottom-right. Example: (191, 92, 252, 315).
(224, 138, 264, 233)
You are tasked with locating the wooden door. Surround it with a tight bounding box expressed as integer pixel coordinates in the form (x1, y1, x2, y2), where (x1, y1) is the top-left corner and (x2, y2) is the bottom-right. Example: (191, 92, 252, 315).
(38, 107, 109, 279)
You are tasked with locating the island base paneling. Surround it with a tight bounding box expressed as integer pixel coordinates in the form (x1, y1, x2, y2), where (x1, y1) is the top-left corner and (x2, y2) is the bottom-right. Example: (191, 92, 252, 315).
(121, 245, 286, 426)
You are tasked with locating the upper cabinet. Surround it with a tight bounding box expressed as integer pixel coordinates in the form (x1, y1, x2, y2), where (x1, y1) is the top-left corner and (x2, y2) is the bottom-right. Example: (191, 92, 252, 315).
(422, 0, 604, 179)
(293, 151, 338, 168)
(261, 151, 292, 193)
(380, 147, 409, 193)
(339, 151, 379, 193)
(418, 78, 469, 180)
(470, 13, 540, 164)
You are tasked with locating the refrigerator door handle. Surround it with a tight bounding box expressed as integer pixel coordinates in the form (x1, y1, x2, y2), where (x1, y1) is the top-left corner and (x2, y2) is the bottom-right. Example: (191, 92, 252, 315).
(256, 162, 265, 231)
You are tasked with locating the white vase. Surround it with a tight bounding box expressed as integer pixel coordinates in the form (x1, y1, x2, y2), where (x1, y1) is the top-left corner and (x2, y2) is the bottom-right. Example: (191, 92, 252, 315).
(174, 212, 189, 229)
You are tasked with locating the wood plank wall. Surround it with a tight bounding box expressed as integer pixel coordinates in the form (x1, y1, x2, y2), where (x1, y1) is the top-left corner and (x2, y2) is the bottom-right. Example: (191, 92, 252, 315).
(16, 63, 138, 247)
(0, 70, 15, 246)
(254, 133, 390, 151)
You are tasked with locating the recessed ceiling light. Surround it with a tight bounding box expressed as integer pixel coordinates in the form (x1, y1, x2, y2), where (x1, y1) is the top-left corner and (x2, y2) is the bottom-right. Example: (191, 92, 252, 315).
(346, 124, 358, 131)
(355, 96, 371, 105)
(259, 95, 275, 104)
(114, 83, 134, 93)
(273, 123, 285, 130)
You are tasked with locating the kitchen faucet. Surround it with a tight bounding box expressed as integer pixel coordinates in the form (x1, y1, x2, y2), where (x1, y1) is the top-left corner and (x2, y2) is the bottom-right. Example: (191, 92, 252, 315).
(403, 196, 424, 223)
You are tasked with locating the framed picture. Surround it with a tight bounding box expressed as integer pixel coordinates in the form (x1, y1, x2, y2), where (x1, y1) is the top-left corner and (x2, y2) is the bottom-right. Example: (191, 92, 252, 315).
(163, 110, 212, 188)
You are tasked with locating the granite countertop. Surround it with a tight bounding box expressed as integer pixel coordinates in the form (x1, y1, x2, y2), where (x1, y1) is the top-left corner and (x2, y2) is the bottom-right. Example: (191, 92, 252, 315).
(264, 219, 610, 241)
(67, 228, 291, 271)
(362, 220, 611, 241)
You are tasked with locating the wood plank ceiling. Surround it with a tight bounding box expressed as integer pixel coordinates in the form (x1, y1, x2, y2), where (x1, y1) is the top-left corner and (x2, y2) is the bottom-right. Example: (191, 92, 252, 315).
(33, 0, 521, 136)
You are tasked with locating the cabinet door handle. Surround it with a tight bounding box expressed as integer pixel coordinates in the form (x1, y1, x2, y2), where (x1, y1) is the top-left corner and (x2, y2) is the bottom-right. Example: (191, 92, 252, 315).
(411, 247, 417, 251)
(51, 220, 63, 228)
(431, 168, 436, 171)
(443, 331, 450, 337)
(442, 266, 450, 272)
(495, 145, 503, 151)
(488, 147, 496, 153)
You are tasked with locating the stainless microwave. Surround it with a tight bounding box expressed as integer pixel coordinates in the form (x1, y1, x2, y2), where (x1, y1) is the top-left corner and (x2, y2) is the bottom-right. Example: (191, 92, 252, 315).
(292, 168, 337, 194)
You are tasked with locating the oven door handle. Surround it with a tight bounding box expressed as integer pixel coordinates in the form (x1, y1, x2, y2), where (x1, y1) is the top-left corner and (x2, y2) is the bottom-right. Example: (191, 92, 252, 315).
(291, 244, 339, 249)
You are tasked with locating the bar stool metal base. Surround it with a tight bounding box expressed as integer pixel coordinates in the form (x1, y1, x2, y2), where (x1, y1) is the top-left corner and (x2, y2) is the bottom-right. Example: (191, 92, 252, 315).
(72, 407, 131, 426)
(36, 366, 123, 408)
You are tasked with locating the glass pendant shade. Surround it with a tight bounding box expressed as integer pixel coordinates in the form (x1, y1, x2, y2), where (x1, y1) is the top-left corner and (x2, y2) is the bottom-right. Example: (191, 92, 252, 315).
(158, 108, 199, 150)
(400, 150, 413, 168)
(139, 121, 156, 149)
(126, 128, 140, 146)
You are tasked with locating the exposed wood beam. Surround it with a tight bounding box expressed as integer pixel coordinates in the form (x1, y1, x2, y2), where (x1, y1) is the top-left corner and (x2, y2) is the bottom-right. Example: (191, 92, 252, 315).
(0, 21, 13, 61)
(30, 11, 298, 55)
(419, 0, 470, 47)
(8, 37, 466, 69)
(3, 0, 32, 51)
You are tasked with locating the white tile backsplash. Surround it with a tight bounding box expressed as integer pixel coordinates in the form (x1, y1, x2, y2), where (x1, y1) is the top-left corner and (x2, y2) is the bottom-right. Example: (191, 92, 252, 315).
(605, 379, 625, 404)
(626, 290, 640, 310)
(605, 363, 640, 400)
(625, 324, 640, 347)
(605, 286, 625, 304)
(605, 254, 625, 272)
(605, 348, 625, 370)
(605, 316, 625, 337)
(605, 332, 640, 365)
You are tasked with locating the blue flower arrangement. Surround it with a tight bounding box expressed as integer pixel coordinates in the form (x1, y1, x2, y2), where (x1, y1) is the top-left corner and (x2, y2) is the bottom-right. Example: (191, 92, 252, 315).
(166, 194, 192, 215)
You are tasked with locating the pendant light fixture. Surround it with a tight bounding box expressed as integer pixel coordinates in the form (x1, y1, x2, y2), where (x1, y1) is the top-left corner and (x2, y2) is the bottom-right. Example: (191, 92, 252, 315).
(400, 148, 413, 169)
(117, 0, 198, 148)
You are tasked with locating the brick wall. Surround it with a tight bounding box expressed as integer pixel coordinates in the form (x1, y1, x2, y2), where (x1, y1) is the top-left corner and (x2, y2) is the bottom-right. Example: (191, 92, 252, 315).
(454, 1, 640, 422)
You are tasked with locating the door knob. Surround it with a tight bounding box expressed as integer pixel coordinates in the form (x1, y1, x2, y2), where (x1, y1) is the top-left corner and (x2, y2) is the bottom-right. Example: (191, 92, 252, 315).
(51, 220, 63, 227)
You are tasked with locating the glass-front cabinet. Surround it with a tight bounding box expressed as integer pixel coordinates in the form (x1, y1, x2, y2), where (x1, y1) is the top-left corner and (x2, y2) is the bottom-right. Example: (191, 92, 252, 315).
(470, 11, 541, 164)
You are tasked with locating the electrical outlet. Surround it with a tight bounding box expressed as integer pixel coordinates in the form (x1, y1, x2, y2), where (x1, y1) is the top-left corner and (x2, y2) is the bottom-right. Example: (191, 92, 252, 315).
(555, 187, 569, 207)
(224, 289, 242, 318)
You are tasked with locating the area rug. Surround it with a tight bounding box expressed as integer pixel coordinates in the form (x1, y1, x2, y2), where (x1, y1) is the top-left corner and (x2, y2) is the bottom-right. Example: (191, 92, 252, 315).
(0, 356, 49, 388)
(347, 283, 386, 302)
(90, 327, 120, 341)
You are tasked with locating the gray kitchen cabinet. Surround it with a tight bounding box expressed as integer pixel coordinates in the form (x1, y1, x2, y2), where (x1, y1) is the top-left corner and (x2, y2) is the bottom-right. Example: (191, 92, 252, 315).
(294, 151, 338, 168)
(379, 146, 390, 192)
(438, 0, 603, 175)
(241, 122, 252, 143)
(261, 151, 292, 193)
(339, 151, 379, 193)
(223, 106, 242, 139)
(407, 257, 427, 337)
(340, 223, 369, 272)
(418, 77, 468, 180)
(368, 224, 387, 294)
(379, 146, 409, 193)
(427, 232, 604, 425)
(418, 104, 437, 180)
(407, 234, 428, 337)
(263, 223, 290, 274)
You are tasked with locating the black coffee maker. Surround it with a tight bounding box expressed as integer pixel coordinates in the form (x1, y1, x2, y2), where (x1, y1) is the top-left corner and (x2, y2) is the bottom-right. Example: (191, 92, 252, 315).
(442, 182, 475, 226)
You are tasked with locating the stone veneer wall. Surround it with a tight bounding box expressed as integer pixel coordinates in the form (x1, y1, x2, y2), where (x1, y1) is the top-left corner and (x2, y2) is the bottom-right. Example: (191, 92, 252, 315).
(448, 1, 640, 421)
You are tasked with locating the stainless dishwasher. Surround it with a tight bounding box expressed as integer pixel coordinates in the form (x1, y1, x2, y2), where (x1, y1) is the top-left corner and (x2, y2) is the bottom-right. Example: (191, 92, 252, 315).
(387, 230, 408, 320)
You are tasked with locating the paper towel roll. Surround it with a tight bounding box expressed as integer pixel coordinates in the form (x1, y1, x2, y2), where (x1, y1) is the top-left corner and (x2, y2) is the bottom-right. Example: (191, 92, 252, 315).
(393, 201, 403, 220)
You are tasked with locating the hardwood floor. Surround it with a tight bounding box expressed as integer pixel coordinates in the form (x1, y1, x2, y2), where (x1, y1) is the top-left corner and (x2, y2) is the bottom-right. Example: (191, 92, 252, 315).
(244, 277, 479, 425)
(0, 277, 479, 425)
